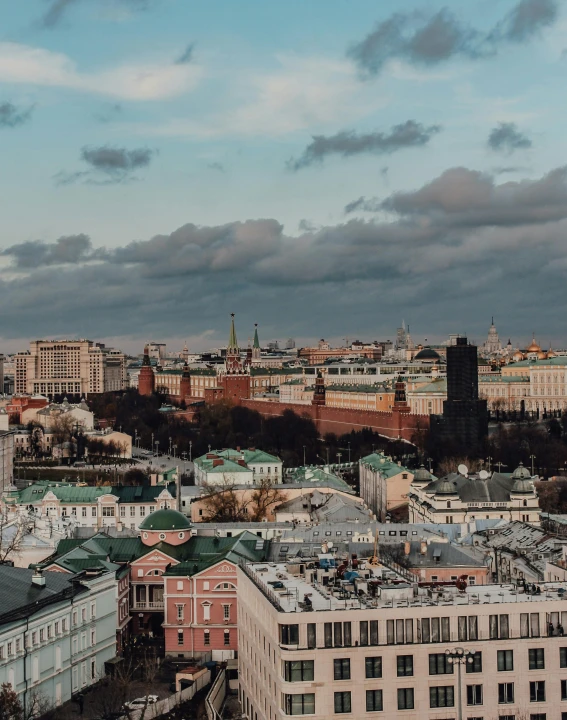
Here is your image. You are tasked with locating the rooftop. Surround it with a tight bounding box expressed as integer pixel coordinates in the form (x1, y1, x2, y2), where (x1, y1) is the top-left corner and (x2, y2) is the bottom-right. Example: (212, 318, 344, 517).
(241, 560, 567, 614)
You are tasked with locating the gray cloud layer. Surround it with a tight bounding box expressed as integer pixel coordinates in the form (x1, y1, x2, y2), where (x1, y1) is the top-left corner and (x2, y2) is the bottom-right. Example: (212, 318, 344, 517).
(288, 120, 440, 170)
(0, 102, 34, 128)
(4, 165, 567, 343)
(348, 0, 558, 76)
(176, 43, 195, 65)
(55, 145, 154, 185)
(488, 122, 532, 153)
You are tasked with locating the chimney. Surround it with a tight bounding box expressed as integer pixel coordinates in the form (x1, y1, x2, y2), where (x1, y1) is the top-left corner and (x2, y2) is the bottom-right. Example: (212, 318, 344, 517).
(420, 541, 427, 556)
(213, 459, 224, 467)
(32, 568, 46, 587)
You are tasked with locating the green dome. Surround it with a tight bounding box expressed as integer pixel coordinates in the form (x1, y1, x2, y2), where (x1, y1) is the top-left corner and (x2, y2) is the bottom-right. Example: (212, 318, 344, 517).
(139, 508, 192, 531)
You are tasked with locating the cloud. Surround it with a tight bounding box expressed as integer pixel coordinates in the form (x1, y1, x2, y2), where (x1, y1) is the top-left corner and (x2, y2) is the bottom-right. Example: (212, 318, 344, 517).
(40, 0, 155, 27)
(288, 120, 441, 170)
(0, 102, 34, 128)
(488, 122, 532, 153)
(94, 102, 122, 123)
(55, 145, 155, 185)
(2, 234, 94, 268)
(348, 0, 558, 77)
(5, 165, 567, 342)
(176, 43, 195, 65)
(344, 196, 382, 214)
(0, 42, 202, 100)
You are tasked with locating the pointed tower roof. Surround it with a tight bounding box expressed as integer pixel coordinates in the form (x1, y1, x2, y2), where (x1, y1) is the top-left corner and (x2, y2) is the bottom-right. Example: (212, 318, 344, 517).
(228, 313, 238, 352)
(253, 323, 260, 349)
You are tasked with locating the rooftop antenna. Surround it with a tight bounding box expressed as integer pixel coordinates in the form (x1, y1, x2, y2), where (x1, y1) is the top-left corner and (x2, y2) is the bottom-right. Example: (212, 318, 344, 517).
(457, 463, 469, 477)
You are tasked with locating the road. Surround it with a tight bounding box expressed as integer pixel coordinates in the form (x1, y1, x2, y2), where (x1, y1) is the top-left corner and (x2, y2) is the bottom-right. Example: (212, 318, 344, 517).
(132, 447, 194, 477)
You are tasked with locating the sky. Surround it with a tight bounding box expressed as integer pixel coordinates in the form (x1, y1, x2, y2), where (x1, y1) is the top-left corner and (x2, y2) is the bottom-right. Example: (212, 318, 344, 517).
(1, 0, 567, 354)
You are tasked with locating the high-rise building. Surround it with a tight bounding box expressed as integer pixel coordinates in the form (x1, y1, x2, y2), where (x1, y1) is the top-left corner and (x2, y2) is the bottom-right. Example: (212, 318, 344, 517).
(483, 317, 502, 355)
(15, 340, 126, 398)
(431, 336, 488, 452)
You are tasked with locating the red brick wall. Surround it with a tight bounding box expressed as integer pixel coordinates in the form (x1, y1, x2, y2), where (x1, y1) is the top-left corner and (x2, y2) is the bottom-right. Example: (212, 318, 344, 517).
(241, 399, 428, 441)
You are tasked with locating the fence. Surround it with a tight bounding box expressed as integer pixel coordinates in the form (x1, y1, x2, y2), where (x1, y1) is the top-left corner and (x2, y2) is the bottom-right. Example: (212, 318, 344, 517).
(206, 668, 227, 720)
(128, 669, 211, 720)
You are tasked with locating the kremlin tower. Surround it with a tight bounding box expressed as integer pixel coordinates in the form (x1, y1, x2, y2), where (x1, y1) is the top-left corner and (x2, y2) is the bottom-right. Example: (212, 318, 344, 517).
(138, 345, 155, 396)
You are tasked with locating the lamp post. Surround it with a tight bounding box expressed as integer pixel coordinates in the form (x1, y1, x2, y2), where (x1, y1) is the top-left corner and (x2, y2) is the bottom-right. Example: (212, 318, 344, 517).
(169, 436, 172, 456)
(155, 440, 159, 457)
(427, 457, 433, 473)
(189, 441, 193, 462)
(151, 433, 154, 454)
(445, 647, 475, 720)
(530, 454, 536, 476)
(173, 444, 177, 459)
(486, 456, 493, 472)
(495, 461, 507, 472)
(303, 445, 306, 467)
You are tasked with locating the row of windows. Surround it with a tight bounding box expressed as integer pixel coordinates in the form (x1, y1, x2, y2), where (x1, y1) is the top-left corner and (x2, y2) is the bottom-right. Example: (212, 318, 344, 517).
(283, 681, 565, 716)
(282, 648, 567, 684)
(0, 616, 76, 660)
(279, 611, 558, 650)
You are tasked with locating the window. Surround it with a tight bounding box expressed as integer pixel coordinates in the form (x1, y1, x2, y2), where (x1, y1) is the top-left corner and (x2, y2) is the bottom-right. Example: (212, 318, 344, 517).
(224, 630, 230, 646)
(91, 659, 96, 680)
(130, 506, 136, 517)
(334, 659, 350, 681)
(360, 621, 368, 646)
(204, 630, 210, 646)
(334, 692, 351, 714)
(530, 681, 545, 702)
(366, 690, 383, 712)
(102, 507, 114, 517)
(307, 624, 316, 649)
(490, 614, 509, 639)
(120, 506, 126, 517)
(397, 689, 414, 710)
(324, 623, 332, 648)
(561, 647, 567, 667)
(498, 650, 514, 671)
(397, 655, 413, 677)
(223, 605, 230, 620)
(90, 629, 96, 646)
(429, 653, 454, 675)
(530, 714, 546, 720)
(177, 605, 184, 620)
(466, 652, 482, 674)
(139, 506, 146, 517)
(40, 628, 45, 642)
(334, 623, 343, 647)
(430, 686, 454, 708)
(280, 625, 299, 645)
(177, 630, 183, 646)
(202, 603, 211, 622)
(81, 607, 86, 622)
(370, 620, 378, 646)
(467, 685, 483, 706)
(54, 622, 59, 635)
(562, 679, 567, 700)
(284, 661, 314, 682)
(82, 507, 87, 517)
(498, 682, 514, 704)
(283, 694, 315, 715)
(91, 507, 97, 517)
(365, 657, 382, 679)
(529, 649, 545, 670)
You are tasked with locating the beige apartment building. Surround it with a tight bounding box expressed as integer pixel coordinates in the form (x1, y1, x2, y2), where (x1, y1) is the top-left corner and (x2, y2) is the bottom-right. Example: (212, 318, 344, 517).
(15, 340, 126, 397)
(238, 558, 567, 720)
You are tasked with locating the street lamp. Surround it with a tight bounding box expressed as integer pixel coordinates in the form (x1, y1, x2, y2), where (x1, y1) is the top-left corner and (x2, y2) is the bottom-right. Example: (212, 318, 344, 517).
(151, 433, 154, 453)
(173, 444, 177, 459)
(486, 456, 493, 472)
(168, 436, 172, 456)
(427, 457, 433, 473)
(155, 440, 159, 456)
(303, 445, 306, 467)
(530, 454, 536, 476)
(445, 647, 475, 720)
(189, 441, 193, 462)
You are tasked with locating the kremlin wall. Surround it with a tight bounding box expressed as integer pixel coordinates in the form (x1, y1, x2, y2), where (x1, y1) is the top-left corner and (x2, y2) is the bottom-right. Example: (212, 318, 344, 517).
(138, 316, 429, 442)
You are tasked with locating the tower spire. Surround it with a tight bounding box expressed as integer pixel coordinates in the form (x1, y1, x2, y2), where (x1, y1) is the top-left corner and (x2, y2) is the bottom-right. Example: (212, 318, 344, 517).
(253, 323, 260, 349)
(228, 313, 238, 352)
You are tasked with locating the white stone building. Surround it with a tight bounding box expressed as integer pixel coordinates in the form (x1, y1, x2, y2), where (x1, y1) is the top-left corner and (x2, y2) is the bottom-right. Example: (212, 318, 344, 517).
(194, 448, 282, 486)
(238, 558, 567, 720)
(0, 430, 14, 493)
(0, 566, 116, 710)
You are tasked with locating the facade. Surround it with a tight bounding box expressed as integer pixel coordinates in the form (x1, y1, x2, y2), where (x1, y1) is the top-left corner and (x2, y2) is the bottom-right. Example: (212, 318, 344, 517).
(0, 566, 116, 710)
(407, 378, 447, 415)
(194, 448, 283, 487)
(298, 339, 382, 365)
(238, 558, 567, 720)
(358, 453, 415, 521)
(324, 384, 395, 412)
(21, 399, 94, 431)
(408, 464, 541, 525)
(0, 430, 14, 493)
(4, 481, 177, 531)
(15, 340, 126, 397)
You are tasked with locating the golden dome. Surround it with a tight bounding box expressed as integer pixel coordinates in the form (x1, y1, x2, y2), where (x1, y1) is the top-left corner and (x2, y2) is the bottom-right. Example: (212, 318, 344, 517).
(526, 336, 541, 353)
(537, 351, 547, 360)
(547, 346, 557, 358)
(512, 351, 525, 361)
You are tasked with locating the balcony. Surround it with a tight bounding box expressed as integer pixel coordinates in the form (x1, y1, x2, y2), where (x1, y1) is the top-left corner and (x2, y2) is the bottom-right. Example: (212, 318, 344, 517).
(132, 600, 164, 611)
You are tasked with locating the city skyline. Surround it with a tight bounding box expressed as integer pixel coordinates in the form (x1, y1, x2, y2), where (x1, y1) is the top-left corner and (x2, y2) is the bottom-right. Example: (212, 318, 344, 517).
(2, 1, 567, 346)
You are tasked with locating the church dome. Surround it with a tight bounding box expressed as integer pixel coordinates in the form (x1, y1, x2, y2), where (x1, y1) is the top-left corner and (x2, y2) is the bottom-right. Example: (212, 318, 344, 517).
(434, 477, 458, 495)
(537, 351, 548, 360)
(139, 508, 192, 531)
(412, 465, 433, 483)
(511, 477, 534, 494)
(547, 347, 557, 358)
(512, 351, 525, 361)
(511, 463, 531, 480)
(526, 338, 541, 353)
(414, 347, 440, 362)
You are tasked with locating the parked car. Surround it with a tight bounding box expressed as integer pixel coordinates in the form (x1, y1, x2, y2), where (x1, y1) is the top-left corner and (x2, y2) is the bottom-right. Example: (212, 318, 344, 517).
(123, 696, 158, 710)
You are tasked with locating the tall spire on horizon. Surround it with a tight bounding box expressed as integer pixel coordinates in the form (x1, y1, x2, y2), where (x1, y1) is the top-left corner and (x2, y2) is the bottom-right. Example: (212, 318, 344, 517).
(253, 323, 260, 349)
(228, 313, 238, 352)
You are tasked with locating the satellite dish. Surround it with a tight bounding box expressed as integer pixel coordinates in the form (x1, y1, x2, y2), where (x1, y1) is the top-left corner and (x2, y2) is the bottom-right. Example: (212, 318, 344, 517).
(458, 463, 469, 477)
(327, 541, 333, 549)
(479, 470, 489, 480)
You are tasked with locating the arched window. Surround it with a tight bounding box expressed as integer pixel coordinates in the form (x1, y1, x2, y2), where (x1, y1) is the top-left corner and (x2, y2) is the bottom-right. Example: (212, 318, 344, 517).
(213, 582, 236, 591)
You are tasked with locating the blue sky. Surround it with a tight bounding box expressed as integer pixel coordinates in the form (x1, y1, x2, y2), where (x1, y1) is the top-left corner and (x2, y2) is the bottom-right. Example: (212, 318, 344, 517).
(1, 0, 566, 353)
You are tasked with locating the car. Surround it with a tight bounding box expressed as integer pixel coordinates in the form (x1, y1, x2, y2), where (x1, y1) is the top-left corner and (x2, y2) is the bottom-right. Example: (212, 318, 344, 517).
(123, 695, 159, 710)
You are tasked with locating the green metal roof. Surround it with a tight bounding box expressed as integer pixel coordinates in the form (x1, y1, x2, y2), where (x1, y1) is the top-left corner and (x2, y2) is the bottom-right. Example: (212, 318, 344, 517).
(16, 481, 176, 506)
(286, 467, 353, 493)
(360, 452, 412, 479)
(326, 383, 391, 393)
(138, 508, 192, 531)
(507, 356, 567, 367)
(408, 379, 447, 394)
(163, 532, 268, 576)
(480, 375, 530, 383)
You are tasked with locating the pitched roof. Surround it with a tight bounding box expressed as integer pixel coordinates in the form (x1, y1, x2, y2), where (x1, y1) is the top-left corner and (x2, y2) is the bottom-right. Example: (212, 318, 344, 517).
(0, 567, 86, 625)
(286, 466, 354, 493)
(163, 531, 269, 576)
(405, 541, 487, 569)
(359, 453, 412, 479)
(422, 472, 535, 503)
(16, 481, 176, 506)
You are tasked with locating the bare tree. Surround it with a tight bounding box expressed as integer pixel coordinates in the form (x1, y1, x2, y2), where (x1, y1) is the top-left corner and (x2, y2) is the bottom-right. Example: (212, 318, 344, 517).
(0, 686, 56, 720)
(436, 456, 483, 476)
(0, 509, 31, 564)
(0, 683, 22, 720)
(200, 476, 286, 522)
